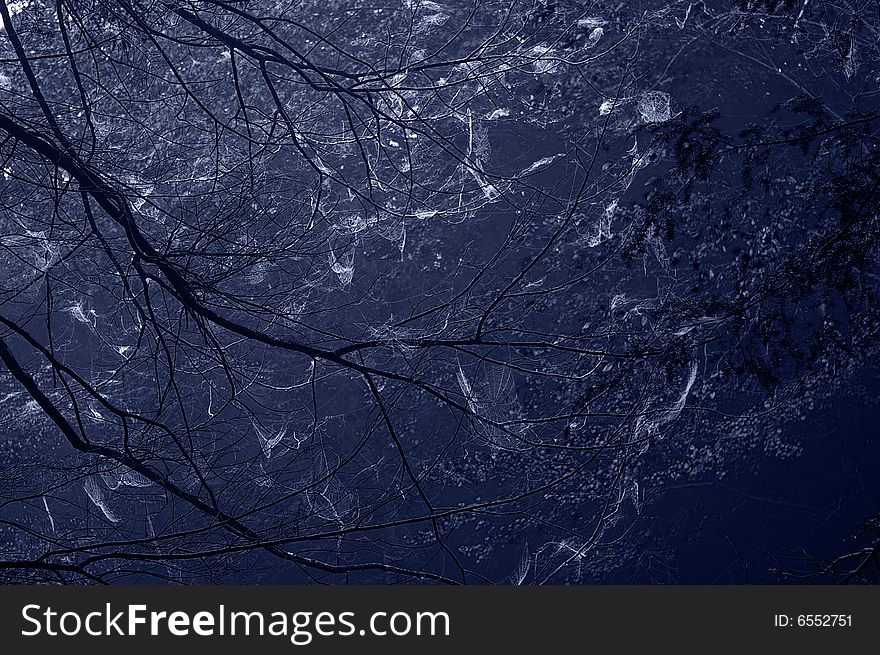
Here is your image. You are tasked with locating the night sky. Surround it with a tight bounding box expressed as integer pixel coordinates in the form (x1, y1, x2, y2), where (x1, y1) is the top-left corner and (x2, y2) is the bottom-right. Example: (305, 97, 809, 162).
(0, 0, 879, 585)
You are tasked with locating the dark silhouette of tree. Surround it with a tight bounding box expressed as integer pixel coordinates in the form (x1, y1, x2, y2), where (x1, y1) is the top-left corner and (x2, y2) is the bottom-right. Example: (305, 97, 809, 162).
(0, 0, 878, 583)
